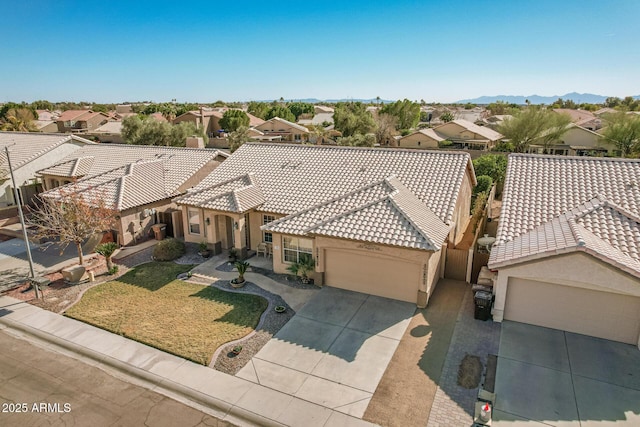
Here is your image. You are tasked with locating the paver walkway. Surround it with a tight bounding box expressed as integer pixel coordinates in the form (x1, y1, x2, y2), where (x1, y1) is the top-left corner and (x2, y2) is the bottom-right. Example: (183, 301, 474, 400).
(364, 279, 466, 427)
(426, 287, 501, 427)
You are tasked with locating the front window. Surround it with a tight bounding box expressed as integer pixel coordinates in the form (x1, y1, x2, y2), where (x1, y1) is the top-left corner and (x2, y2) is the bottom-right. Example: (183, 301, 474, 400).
(188, 209, 200, 234)
(262, 215, 275, 243)
(283, 236, 313, 263)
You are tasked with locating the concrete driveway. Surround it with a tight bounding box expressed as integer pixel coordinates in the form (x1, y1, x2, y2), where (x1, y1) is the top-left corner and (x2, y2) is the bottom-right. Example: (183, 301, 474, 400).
(494, 321, 640, 427)
(236, 287, 415, 418)
(0, 237, 99, 290)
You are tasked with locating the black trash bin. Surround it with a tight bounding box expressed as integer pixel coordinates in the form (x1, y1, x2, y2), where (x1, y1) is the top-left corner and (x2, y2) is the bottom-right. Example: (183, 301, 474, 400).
(474, 290, 493, 321)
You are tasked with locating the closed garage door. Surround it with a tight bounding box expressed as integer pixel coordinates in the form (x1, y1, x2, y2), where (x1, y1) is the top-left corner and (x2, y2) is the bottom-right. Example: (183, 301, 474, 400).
(324, 249, 420, 303)
(505, 277, 640, 345)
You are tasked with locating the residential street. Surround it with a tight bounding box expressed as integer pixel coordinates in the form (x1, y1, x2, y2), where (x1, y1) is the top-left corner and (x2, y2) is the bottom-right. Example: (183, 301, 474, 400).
(0, 330, 232, 427)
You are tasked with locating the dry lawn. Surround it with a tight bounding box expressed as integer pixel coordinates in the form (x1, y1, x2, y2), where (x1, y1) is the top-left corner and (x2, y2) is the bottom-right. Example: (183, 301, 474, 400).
(65, 262, 268, 365)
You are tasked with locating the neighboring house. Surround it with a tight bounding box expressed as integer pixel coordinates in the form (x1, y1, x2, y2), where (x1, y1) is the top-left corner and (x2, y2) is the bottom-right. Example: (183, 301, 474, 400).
(173, 108, 264, 138)
(298, 112, 334, 126)
(488, 154, 640, 346)
(526, 123, 616, 156)
(38, 145, 228, 246)
(0, 132, 95, 207)
(56, 110, 109, 133)
(89, 121, 124, 144)
(553, 108, 601, 131)
(434, 119, 503, 150)
(480, 114, 513, 130)
(36, 110, 56, 121)
(254, 117, 310, 142)
(34, 120, 59, 133)
(174, 143, 476, 307)
(116, 105, 133, 114)
(398, 128, 445, 149)
(314, 105, 334, 114)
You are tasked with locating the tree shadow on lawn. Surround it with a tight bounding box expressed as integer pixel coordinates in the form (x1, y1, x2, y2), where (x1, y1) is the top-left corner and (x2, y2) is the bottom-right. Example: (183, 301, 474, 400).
(188, 285, 269, 329)
(114, 261, 194, 291)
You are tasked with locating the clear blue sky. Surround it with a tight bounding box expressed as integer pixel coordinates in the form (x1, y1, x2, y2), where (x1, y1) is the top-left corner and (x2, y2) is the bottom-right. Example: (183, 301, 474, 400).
(1, 0, 639, 103)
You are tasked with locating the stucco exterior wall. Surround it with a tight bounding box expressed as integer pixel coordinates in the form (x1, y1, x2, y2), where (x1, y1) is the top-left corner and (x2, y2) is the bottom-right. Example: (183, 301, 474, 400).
(398, 132, 439, 149)
(118, 199, 178, 246)
(492, 252, 640, 322)
(450, 170, 473, 246)
(255, 121, 309, 142)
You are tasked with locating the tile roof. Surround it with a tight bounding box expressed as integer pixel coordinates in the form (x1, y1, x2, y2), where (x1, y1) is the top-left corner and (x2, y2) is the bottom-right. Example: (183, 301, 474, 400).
(489, 154, 640, 276)
(94, 121, 123, 134)
(174, 174, 265, 213)
(263, 176, 450, 250)
(553, 109, 595, 123)
(177, 143, 474, 250)
(436, 119, 503, 141)
(39, 144, 227, 211)
(0, 132, 94, 179)
(257, 117, 310, 133)
(57, 110, 93, 122)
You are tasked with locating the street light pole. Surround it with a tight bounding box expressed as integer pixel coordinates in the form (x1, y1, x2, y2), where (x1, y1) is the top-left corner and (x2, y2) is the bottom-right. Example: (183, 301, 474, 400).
(4, 145, 39, 299)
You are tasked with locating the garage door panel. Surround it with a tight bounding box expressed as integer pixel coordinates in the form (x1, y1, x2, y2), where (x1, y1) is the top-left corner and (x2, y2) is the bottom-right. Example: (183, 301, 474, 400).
(505, 278, 640, 345)
(325, 249, 419, 303)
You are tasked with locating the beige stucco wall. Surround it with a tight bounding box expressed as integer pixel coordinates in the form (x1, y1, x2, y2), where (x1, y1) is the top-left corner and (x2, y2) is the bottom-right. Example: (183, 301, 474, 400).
(255, 121, 309, 142)
(398, 132, 439, 149)
(248, 211, 284, 250)
(492, 252, 640, 322)
(118, 199, 178, 246)
(450, 170, 473, 246)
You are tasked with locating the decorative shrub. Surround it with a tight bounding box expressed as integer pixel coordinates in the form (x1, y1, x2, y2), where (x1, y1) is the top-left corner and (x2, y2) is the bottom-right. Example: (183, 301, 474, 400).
(152, 238, 186, 261)
(474, 175, 493, 195)
(108, 265, 119, 275)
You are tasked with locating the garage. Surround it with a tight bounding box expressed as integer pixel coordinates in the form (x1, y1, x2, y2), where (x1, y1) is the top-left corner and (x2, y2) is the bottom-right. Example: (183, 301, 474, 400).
(504, 277, 640, 345)
(324, 249, 421, 303)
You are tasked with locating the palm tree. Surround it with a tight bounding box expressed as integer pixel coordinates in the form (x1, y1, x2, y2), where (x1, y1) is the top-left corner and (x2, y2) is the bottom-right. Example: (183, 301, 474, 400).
(311, 124, 330, 145)
(0, 108, 37, 132)
(95, 242, 119, 271)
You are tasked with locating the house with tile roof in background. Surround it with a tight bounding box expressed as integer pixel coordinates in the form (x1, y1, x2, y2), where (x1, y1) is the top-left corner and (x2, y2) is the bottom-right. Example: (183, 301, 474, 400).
(173, 107, 265, 139)
(524, 123, 616, 156)
(38, 145, 228, 246)
(174, 143, 476, 307)
(253, 117, 310, 142)
(488, 154, 640, 347)
(432, 119, 503, 150)
(0, 132, 95, 207)
(56, 110, 109, 133)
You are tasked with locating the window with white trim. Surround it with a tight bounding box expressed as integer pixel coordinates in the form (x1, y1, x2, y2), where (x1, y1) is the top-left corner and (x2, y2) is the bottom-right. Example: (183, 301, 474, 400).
(262, 214, 275, 243)
(283, 237, 313, 263)
(188, 209, 201, 234)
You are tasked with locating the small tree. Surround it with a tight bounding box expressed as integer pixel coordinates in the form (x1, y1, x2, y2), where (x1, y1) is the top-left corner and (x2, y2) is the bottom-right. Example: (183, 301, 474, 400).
(219, 109, 250, 132)
(95, 242, 119, 271)
(440, 112, 454, 123)
(311, 124, 330, 145)
(28, 186, 117, 265)
(601, 112, 640, 157)
(228, 126, 251, 153)
(374, 113, 398, 145)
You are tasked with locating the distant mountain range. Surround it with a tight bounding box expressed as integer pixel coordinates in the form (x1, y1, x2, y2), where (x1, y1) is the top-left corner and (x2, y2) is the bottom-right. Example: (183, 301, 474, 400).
(456, 92, 640, 105)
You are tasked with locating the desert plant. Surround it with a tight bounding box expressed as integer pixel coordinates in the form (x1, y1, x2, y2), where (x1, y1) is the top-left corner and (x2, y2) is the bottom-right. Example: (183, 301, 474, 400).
(232, 345, 243, 354)
(286, 254, 315, 283)
(108, 265, 119, 275)
(234, 260, 250, 283)
(198, 241, 211, 258)
(152, 238, 186, 261)
(95, 242, 119, 271)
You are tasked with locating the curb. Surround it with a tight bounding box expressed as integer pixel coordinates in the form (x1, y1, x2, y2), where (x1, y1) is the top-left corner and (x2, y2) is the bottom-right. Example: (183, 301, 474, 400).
(0, 316, 284, 427)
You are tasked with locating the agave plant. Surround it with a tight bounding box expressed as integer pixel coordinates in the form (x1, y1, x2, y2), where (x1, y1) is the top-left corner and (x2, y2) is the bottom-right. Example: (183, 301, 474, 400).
(95, 242, 119, 271)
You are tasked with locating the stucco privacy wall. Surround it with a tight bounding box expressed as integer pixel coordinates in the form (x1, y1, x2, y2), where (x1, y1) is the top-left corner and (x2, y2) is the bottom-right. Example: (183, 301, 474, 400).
(492, 252, 640, 322)
(450, 170, 473, 246)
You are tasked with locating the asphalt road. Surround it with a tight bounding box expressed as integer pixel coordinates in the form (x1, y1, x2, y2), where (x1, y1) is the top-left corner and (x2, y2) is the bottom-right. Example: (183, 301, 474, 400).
(0, 330, 234, 427)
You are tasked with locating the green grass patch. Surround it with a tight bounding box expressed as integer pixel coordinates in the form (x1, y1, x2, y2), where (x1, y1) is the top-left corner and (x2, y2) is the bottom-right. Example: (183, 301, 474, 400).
(65, 262, 268, 365)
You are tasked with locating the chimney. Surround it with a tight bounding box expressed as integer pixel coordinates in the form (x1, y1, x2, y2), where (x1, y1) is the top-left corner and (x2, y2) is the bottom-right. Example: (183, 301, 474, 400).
(186, 136, 204, 148)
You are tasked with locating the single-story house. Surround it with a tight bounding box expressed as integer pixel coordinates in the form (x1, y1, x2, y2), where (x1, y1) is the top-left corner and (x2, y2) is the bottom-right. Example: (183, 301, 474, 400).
(553, 108, 602, 131)
(174, 143, 476, 306)
(398, 128, 445, 149)
(488, 154, 640, 347)
(0, 132, 95, 207)
(526, 123, 616, 156)
(89, 121, 124, 144)
(434, 119, 503, 150)
(298, 112, 334, 126)
(254, 117, 310, 142)
(38, 144, 228, 246)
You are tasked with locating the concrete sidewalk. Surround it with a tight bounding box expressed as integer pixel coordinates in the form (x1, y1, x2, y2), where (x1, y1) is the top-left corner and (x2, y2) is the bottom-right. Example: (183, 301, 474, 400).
(0, 296, 374, 427)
